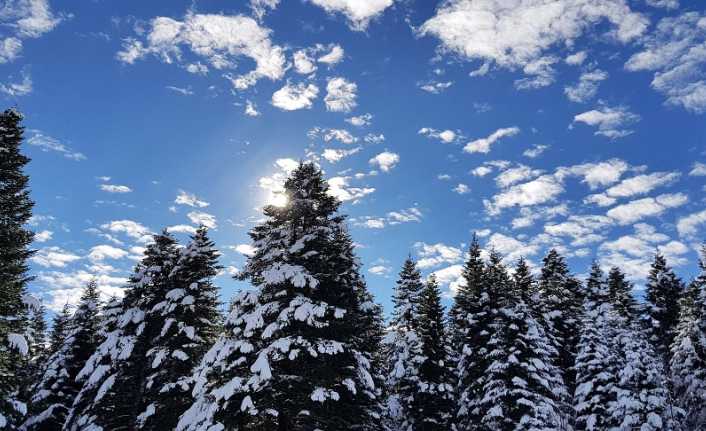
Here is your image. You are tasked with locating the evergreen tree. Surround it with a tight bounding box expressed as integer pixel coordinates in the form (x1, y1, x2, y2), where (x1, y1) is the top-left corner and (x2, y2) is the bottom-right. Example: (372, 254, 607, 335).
(644, 253, 682, 366)
(452, 236, 490, 430)
(537, 249, 583, 426)
(573, 262, 619, 431)
(385, 256, 425, 431)
(606, 266, 638, 322)
(0, 108, 35, 429)
(22, 281, 102, 430)
(476, 253, 565, 430)
(407, 275, 454, 430)
(178, 163, 382, 431)
(48, 304, 71, 355)
(669, 246, 706, 430)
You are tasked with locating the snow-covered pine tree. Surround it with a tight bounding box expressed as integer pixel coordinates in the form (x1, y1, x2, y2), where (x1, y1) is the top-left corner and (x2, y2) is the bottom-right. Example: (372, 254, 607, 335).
(606, 266, 638, 323)
(139, 226, 222, 430)
(644, 252, 683, 366)
(537, 248, 583, 425)
(0, 108, 35, 429)
(385, 256, 425, 431)
(48, 304, 72, 355)
(22, 280, 102, 430)
(178, 163, 381, 431)
(573, 262, 619, 431)
(476, 253, 566, 430)
(18, 304, 48, 410)
(452, 236, 490, 430)
(65, 231, 181, 431)
(669, 246, 706, 430)
(407, 275, 454, 430)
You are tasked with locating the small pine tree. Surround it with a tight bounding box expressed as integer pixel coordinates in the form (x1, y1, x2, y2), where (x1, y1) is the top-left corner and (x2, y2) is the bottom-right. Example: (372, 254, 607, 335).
(48, 304, 72, 355)
(606, 266, 638, 322)
(644, 253, 682, 366)
(408, 275, 454, 430)
(22, 281, 102, 430)
(669, 246, 706, 430)
(0, 108, 35, 429)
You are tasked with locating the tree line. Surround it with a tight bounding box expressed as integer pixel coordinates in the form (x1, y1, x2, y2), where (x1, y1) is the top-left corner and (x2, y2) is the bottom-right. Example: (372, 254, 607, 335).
(1, 108, 706, 430)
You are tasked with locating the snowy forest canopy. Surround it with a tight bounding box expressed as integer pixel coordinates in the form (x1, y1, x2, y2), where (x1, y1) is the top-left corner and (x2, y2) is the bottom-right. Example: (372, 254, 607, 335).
(2, 108, 706, 431)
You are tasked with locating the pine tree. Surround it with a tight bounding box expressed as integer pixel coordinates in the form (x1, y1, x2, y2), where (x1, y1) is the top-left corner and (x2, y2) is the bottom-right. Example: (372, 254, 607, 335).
(177, 163, 382, 431)
(385, 256, 425, 431)
(537, 249, 583, 427)
(48, 304, 72, 355)
(452, 236, 490, 430)
(669, 246, 706, 430)
(644, 253, 682, 366)
(573, 262, 619, 431)
(0, 108, 35, 429)
(66, 232, 182, 430)
(407, 275, 454, 430)
(606, 266, 638, 322)
(22, 281, 102, 430)
(139, 227, 222, 430)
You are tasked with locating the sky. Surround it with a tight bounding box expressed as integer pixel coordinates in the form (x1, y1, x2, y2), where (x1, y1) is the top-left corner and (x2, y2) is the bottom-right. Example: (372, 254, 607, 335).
(3, 0, 706, 316)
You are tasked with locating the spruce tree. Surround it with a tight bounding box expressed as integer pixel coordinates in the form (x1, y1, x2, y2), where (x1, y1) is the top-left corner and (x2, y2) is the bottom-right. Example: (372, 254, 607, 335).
(606, 266, 638, 322)
(476, 253, 565, 430)
(537, 249, 583, 426)
(644, 253, 682, 366)
(670, 246, 706, 430)
(452, 236, 490, 430)
(385, 256, 425, 430)
(22, 280, 102, 430)
(407, 275, 454, 430)
(0, 108, 35, 429)
(573, 262, 619, 431)
(48, 304, 71, 355)
(177, 163, 381, 431)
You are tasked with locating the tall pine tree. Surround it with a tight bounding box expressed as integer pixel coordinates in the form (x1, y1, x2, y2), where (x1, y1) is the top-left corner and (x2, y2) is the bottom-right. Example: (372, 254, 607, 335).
(178, 163, 381, 431)
(606, 266, 638, 322)
(0, 108, 35, 429)
(644, 252, 682, 366)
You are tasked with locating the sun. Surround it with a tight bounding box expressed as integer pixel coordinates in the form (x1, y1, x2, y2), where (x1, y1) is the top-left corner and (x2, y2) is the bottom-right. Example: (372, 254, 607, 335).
(266, 191, 288, 207)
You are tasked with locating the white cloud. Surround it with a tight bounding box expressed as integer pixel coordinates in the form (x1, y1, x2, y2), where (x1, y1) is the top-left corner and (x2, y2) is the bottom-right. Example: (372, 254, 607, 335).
(565, 51, 587, 66)
(453, 183, 470, 194)
(585, 171, 680, 205)
(431, 264, 465, 296)
(556, 159, 629, 189)
(689, 162, 706, 176)
(166, 85, 193, 96)
(245, 100, 260, 117)
(564, 69, 609, 103)
(324, 77, 357, 112)
(271, 81, 319, 110)
(0, 37, 22, 63)
(116, 13, 286, 90)
(484, 175, 564, 215)
(369, 151, 399, 172)
(625, 12, 706, 113)
(327, 176, 375, 202)
(464, 127, 520, 154)
(250, 0, 280, 19)
(496, 165, 543, 188)
(544, 214, 612, 245)
(387, 207, 422, 224)
(35, 270, 127, 311)
(486, 233, 539, 263)
(318, 44, 344, 65)
(31, 246, 81, 268)
(415, 242, 463, 269)
(645, 0, 679, 8)
(419, 127, 457, 143)
(471, 166, 493, 177)
(418, 80, 453, 94)
(175, 190, 210, 208)
(232, 244, 256, 256)
(362, 218, 386, 229)
(87, 245, 128, 262)
(606, 193, 688, 224)
(187, 211, 217, 229)
(512, 204, 568, 229)
(323, 128, 357, 144)
(420, 0, 646, 87)
(368, 265, 391, 275)
(27, 131, 86, 161)
(0, 0, 61, 64)
(0, 72, 32, 96)
(293, 49, 317, 74)
(322, 147, 361, 163)
(346, 113, 372, 127)
(308, 0, 394, 31)
(676, 209, 706, 238)
(523, 144, 548, 158)
(167, 224, 197, 234)
(34, 230, 52, 242)
(101, 219, 151, 240)
(100, 184, 132, 193)
(572, 105, 640, 139)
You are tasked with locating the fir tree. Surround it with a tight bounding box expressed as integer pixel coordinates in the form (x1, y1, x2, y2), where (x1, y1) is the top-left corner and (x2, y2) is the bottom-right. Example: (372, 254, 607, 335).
(48, 304, 71, 355)
(407, 275, 454, 430)
(537, 249, 583, 427)
(573, 262, 618, 431)
(452, 236, 490, 430)
(669, 246, 706, 430)
(0, 108, 35, 429)
(178, 163, 382, 431)
(385, 256, 425, 431)
(606, 266, 638, 322)
(644, 253, 682, 366)
(22, 281, 102, 430)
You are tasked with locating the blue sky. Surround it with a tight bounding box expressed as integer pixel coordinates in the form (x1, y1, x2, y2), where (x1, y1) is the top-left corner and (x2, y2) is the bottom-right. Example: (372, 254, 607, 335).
(3, 0, 706, 315)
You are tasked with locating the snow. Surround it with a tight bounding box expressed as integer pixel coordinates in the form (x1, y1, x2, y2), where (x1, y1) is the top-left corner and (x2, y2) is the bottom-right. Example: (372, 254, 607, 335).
(7, 332, 29, 355)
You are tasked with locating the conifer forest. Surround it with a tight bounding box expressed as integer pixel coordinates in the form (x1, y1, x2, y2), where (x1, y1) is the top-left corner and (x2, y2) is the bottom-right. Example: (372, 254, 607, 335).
(3, 107, 706, 431)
